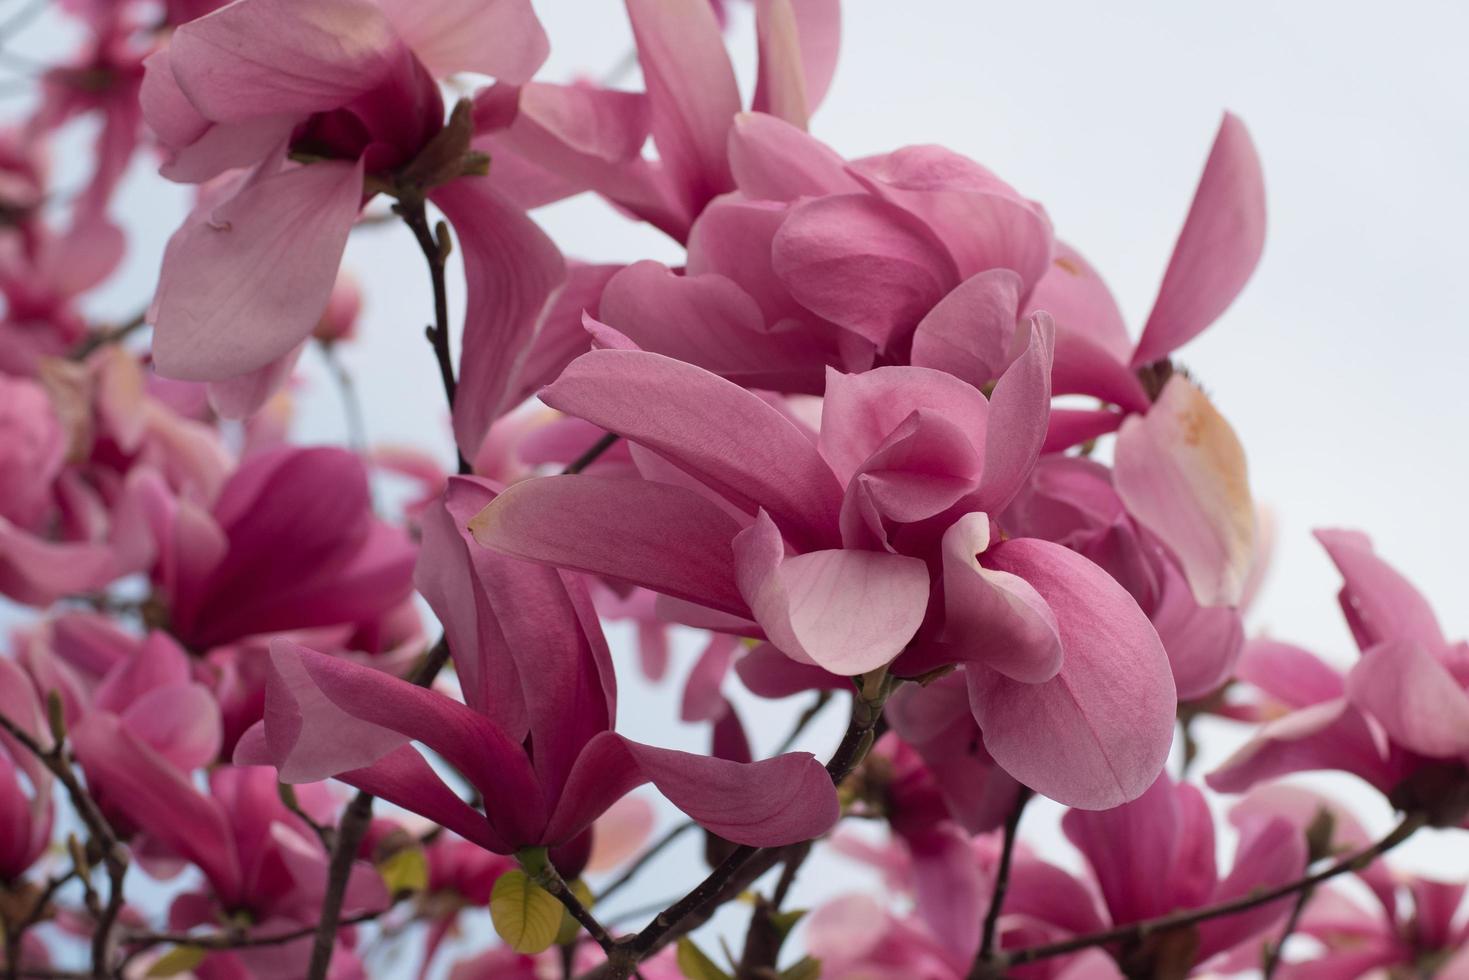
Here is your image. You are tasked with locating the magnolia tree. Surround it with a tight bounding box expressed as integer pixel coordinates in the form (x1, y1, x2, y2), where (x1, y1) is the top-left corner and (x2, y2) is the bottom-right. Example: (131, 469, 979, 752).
(0, 1, 1465, 979)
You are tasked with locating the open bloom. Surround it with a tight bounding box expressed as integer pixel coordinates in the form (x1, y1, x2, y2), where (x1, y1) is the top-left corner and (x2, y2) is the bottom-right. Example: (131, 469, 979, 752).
(237, 476, 837, 858)
(472, 344, 1175, 808)
(1210, 531, 1469, 822)
(143, 0, 564, 453)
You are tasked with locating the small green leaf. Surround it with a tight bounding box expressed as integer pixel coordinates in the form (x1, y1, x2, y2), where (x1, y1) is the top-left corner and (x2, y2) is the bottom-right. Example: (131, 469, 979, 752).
(378, 846, 428, 896)
(768, 907, 806, 940)
(675, 938, 731, 980)
(555, 878, 595, 946)
(779, 956, 821, 980)
(489, 869, 562, 954)
(146, 945, 207, 977)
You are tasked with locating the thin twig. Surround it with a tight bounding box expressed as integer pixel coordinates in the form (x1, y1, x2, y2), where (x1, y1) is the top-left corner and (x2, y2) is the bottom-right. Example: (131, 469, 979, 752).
(68, 310, 148, 361)
(0, 715, 128, 979)
(126, 910, 384, 955)
(773, 691, 833, 756)
(973, 788, 1032, 973)
(563, 432, 620, 475)
(997, 812, 1427, 969)
(535, 860, 618, 955)
(320, 343, 368, 455)
(1261, 884, 1313, 978)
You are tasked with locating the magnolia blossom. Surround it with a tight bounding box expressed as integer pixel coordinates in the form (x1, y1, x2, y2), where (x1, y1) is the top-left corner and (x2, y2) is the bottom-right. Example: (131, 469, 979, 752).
(472, 345, 1176, 809)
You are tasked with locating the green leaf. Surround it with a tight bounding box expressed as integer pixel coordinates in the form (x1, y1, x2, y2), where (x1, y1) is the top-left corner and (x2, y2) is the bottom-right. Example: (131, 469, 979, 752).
(768, 907, 806, 940)
(378, 846, 429, 896)
(146, 945, 207, 977)
(554, 878, 595, 946)
(779, 956, 821, 980)
(489, 869, 562, 954)
(675, 938, 731, 980)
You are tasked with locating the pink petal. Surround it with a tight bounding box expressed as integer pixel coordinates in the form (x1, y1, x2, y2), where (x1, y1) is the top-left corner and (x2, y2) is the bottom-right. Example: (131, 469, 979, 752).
(1346, 640, 1469, 758)
(734, 510, 929, 675)
(967, 539, 1175, 809)
(687, 196, 810, 326)
(1025, 242, 1131, 363)
(432, 178, 565, 460)
(772, 193, 958, 350)
(1050, 327, 1151, 413)
(849, 145, 1054, 290)
(626, 0, 741, 219)
(150, 160, 364, 380)
(206, 342, 303, 419)
(72, 714, 243, 904)
(728, 112, 861, 201)
(169, 0, 401, 123)
(598, 261, 829, 392)
(541, 349, 842, 549)
(910, 269, 1021, 388)
(1132, 113, 1266, 366)
(975, 312, 1054, 512)
(941, 514, 1063, 684)
(1150, 558, 1245, 701)
(681, 633, 743, 723)
(378, 0, 548, 82)
(909, 826, 984, 963)
(733, 642, 849, 698)
(336, 744, 505, 852)
(120, 684, 222, 772)
(1314, 528, 1446, 653)
(1194, 816, 1307, 960)
(258, 640, 546, 843)
(549, 732, 837, 847)
(469, 474, 749, 616)
(818, 365, 988, 487)
(1114, 375, 1256, 607)
(1206, 699, 1395, 796)
(1236, 638, 1344, 708)
(1062, 773, 1186, 923)
(752, 0, 809, 127)
(0, 519, 118, 607)
(504, 262, 621, 408)
(1042, 407, 1125, 454)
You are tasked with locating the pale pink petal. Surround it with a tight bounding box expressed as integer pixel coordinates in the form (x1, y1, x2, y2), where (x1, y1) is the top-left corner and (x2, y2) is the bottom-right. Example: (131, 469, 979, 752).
(940, 514, 1062, 683)
(818, 365, 988, 486)
(909, 826, 983, 962)
(910, 268, 1021, 388)
(432, 178, 565, 460)
(150, 159, 364, 381)
(1042, 408, 1125, 454)
(585, 795, 657, 874)
(728, 112, 861, 201)
(1346, 640, 1469, 758)
(1114, 375, 1256, 607)
(751, 0, 809, 127)
(681, 633, 743, 723)
(379, 0, 547, 82)
(1132, 113, 1266, 365)
(206, 342, 304, 419)
(0, 520, 118, 607)
(505, 262, 621, 408)
(169, 0, 401, 123)
(1150, 558, 1245, 701)
(541, 349, 842, 549)
(1314, 529, 1446, 653)
(733, 510, 929, 675)
(1236, 638, 1345, 709)
(1206, 699, 1396, 795)
(120, 684, 222, 772)
(626, 0, 740, 218)
(1050, 327, 1151, 413)
(469, 474, 749, 616)
(967, 540, 1175, 809)
(772, 193, 958, 350)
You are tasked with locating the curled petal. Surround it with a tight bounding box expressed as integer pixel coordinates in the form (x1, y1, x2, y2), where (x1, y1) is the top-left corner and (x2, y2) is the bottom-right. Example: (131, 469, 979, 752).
(378, 0, 548, 82)
(1346, 640, 1469, 758)
(734, 511, 929, 675)
(1314, 528, 1446, 653)
(910, 269, 1021, 388)
(728, 112, 861, 201)
(967, 540, 1175, 809)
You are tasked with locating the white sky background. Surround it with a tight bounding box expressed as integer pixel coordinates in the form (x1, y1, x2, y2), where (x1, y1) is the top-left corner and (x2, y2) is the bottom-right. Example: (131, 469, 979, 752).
(11, 0, 1469, 973)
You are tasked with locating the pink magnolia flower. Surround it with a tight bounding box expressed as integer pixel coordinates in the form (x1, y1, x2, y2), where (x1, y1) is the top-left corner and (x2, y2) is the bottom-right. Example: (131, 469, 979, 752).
(1209, 531, 1469, 823)
(236, 476, 838, 859)
(472, 345, 1175, 809)
(1028, 773, 1307, 975)
(142, 0, 564, 455)
(135, 445, 416, 651)
(474, 0, 843, 242)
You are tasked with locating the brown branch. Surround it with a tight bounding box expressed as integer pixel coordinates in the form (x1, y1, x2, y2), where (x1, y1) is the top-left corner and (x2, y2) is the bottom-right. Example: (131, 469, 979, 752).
(998, 811, 1427, 969)
(68, 310, 148, 361)
(0, 714, 128, 979)
(126, 908, 384, 954)
(530, 856, 617, 955)
(596, 821, 697, 906)
(973, 787, 1032, 973)
(1261, 884, 1313, 978)
(583, 672, 896, 980)
(563, 432, 620, 475)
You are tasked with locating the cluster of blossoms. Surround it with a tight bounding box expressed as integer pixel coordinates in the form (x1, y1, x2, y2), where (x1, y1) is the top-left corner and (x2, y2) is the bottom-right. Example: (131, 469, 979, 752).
(1, 1, 1465, 979)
